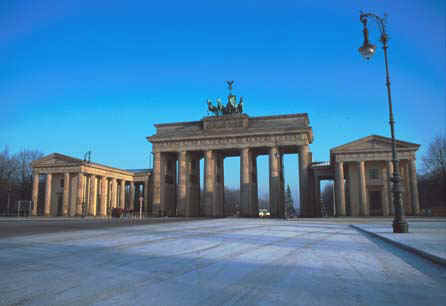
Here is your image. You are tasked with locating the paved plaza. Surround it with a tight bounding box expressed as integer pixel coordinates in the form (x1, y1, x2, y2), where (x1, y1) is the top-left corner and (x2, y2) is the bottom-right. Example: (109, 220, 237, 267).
(1, 218, 445, 305)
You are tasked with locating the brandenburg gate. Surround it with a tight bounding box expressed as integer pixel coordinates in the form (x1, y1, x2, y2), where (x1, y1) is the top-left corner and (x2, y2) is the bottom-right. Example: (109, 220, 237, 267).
(148, 83, 313, 218)
(30, 82, 420, 218)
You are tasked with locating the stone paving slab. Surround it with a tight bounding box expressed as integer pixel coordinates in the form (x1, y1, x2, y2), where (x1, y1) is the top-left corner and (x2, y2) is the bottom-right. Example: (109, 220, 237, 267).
(1, 218, 445, 305)
(351, 221, 446, 267)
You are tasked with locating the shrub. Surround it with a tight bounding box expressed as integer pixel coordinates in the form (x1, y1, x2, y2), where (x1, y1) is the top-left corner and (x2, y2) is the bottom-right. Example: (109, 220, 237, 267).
(111, 208, 123, 218)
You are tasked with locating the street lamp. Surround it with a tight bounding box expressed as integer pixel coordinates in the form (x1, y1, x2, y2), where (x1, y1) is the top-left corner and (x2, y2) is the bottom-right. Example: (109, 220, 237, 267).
(358, 12, 408, 233)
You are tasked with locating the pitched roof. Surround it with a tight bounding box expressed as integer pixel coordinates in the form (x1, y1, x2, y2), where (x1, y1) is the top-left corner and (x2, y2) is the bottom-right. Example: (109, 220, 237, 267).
(31, 153, 83, 167)
(330, 135, 420, 154)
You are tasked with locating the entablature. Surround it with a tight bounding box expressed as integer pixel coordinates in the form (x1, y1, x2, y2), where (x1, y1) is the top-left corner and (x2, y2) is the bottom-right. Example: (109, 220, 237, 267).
(151, 132, 310, 153)
(332, 150, 415, 163)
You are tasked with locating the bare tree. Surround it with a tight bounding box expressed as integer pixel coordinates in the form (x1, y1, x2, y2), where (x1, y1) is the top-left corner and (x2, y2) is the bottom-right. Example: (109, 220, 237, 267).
(422, 135, 446, 180)
(0, 147, 43, 214)
(0, 147, 19, 214)
(419, 135, 446, 208)
(224, 186, 239, 216)
(321, 183, 334, 216)
(16, 150, 44, 200)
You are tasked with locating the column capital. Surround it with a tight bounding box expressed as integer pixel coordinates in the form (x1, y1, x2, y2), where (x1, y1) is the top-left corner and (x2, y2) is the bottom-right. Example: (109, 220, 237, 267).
(298, 144, 309, 153)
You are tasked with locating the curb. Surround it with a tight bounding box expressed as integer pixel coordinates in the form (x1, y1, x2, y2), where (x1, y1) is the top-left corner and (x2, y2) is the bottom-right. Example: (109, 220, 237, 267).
(350, 225, 446, 268)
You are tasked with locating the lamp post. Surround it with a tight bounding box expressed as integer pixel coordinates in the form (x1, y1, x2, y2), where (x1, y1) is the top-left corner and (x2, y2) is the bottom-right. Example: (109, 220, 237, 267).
(358, 12, 408, 233)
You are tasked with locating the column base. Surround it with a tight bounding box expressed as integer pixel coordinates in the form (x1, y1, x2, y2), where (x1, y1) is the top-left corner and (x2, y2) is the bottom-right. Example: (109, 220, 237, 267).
(393, 220, 409, 233)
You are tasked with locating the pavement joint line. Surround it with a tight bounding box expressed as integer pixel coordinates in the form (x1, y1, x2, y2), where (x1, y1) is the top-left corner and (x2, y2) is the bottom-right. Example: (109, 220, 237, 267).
(350, 224, 446, 268)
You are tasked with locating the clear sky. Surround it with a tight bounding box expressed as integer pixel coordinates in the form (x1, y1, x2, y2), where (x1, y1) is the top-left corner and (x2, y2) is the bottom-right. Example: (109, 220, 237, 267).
(1, 1, 445, 205)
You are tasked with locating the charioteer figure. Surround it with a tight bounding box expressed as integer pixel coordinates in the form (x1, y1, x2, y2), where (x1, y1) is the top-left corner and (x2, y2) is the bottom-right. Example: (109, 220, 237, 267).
(206, 81, 244, 116)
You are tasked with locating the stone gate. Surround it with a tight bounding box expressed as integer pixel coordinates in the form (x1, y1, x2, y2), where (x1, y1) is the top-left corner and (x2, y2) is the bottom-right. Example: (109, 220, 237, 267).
(148, 113, 313, 218)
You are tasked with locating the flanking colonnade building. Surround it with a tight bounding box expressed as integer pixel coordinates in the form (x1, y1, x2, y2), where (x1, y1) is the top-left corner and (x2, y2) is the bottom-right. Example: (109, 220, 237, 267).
(31, 154, 151, 217)
(31, 111, 420, 218)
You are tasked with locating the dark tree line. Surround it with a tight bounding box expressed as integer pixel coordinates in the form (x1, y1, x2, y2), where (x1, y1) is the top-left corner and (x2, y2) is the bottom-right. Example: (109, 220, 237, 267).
(0, 147, 43, 214)
(418, 135, 446, 209)
(321, 183, 335, 217)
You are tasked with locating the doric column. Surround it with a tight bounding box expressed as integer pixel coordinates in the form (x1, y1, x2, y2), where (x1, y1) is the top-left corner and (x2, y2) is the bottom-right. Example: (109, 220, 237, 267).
(240, 148, 250, 216)
(187, 155, 201, 217)
(308, 161, 317, 217)
(88, 176, 97, 216)
(177, 151, 188, 217)
(99, 176, 107, 216)
(358, 161, 368, 216)
(164, 155, 177, 217)
(409, 159, 420, 215)
(152, 152, 162, 216)
(269, 146, 284, 218)
(335, 162, 346, 216)
(32, 172, 39, 216)
(298, 145, 311, 217)
(241, 148, 259, 217)
(314, 176, 321, 216)
(111, 178, 118, 209)
(381, 165, 390, 216)
(347, 163, 359, 216)
(69, 174, 77, 216)
(76, 173, 84, 216)
(403, 161, 412, 215)
(120, 180, 126, 209)
(144, 175, 150, 215)
(130, 181, 135, 210)
(204, 150, 215, 217)
(63, 172, 70, 216)
(387, 161, 394, 215)
(44, 173, 52, 216)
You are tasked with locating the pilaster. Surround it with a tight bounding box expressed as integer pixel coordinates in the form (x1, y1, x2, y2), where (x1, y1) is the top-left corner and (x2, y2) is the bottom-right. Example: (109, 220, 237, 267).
(358, 161, 368, 216)
(111, 178, 118, 209)
(99, 176, 108, 216)
(130, 181, 135, 210)
(44, 173, 52, 216)
(298, 145, 311, 217)
(76, 173, 84, 216)
(381, 165, 390, 216)
(69, 174, 77, 216)
(32, 172, 39, 216)
(387, 161, 394, 215)
(87, 176, 96, 216)
(403, 161, 412, 215)
(153, 152, 162, 216)
(409, 159, 420, 215)
(120, 180, 126, 209)
(335, 162, 346, 216)
(63, 172, 70, 216)
(144, 175, 151, 215)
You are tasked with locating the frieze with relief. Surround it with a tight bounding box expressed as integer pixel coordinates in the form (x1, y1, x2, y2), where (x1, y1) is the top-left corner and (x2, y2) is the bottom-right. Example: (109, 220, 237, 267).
(153, 133, 307, 152)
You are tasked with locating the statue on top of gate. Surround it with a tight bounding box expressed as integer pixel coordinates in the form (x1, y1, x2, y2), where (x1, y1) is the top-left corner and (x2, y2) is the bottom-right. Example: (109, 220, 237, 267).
(207, 81, 244, 116)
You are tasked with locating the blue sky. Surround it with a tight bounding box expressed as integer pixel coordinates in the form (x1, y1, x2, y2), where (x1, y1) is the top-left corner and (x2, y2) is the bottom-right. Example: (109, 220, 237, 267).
(1, 1, 445, 205)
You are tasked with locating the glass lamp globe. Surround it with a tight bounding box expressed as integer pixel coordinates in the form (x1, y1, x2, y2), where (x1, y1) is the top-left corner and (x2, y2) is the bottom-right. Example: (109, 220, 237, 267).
(359, 42, 377, 60)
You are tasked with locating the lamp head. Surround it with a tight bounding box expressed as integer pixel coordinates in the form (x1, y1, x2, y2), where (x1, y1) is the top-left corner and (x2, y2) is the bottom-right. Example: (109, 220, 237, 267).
(359, 42, 376, 60)
(359, 13, 376, 60)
